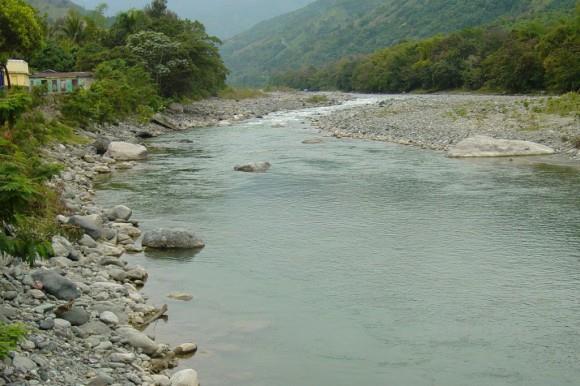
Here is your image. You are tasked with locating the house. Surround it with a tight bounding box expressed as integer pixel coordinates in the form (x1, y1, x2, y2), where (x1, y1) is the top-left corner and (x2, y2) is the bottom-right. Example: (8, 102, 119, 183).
(1, 59, 31, 88)
(30, 70, 94, 94)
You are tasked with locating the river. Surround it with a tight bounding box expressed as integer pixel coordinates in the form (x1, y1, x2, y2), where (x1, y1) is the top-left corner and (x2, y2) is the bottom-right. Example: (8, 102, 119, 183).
(96, 96, 580, 386)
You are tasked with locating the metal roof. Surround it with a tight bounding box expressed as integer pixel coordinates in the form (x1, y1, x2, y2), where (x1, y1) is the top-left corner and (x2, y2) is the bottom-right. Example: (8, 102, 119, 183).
(30, 71, 93, 79)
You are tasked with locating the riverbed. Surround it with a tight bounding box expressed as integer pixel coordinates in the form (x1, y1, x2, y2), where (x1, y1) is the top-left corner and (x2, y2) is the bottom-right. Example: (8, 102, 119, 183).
(96, 96, 580, 386)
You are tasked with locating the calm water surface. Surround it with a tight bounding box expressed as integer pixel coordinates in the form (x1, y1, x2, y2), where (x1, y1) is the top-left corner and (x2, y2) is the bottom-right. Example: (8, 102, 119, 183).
(96, 97, 580, 386)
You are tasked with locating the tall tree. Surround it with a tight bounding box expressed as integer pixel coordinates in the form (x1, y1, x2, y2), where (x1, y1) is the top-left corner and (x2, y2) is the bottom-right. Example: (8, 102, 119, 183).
(0, 0, 43, 88)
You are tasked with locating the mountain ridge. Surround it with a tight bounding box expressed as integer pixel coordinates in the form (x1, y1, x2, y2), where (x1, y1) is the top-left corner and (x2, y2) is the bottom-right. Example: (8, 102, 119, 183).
(222, 0, 577, 85)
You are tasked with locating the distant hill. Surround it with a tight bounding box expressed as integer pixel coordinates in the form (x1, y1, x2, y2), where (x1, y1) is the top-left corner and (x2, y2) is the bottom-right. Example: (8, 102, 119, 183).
(222, 0, 577, 85)
(26, 0, 85, 19)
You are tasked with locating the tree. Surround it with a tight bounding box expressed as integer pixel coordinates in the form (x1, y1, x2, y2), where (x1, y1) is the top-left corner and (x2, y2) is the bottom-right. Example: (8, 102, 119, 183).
(60, 10, 87, 45)
(0, 0, 43, 88)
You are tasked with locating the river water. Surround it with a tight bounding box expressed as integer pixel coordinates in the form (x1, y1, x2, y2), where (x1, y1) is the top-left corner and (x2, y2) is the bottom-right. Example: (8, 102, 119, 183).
(96, 97, 580, 386)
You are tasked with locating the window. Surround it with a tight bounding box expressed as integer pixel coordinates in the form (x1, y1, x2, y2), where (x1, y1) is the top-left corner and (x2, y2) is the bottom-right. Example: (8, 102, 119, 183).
(72, 79, 78, 90)
(52, 80, 58, 92)
(60, 80, 67, 93)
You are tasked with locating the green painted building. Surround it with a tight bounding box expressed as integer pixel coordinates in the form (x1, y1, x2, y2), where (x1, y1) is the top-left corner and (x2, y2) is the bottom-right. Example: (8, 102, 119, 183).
(30, 70, 93, 93)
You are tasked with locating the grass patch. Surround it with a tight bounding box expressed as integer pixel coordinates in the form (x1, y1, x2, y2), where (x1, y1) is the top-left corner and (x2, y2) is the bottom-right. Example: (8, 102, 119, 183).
(0, 322, 27, 359)
(305, 95, 329, 104)
(217, 87, 266, 100)
(543, 92, 579, 117)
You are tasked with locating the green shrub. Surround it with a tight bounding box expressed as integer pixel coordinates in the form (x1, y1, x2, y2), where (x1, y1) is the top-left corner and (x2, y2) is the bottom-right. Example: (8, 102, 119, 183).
(61, 60, 162, 126)
(544, 92, 579, 117)
(217, 87, 265, 100)
(0, 322, 27, 359)
(305, 95, 329, 104)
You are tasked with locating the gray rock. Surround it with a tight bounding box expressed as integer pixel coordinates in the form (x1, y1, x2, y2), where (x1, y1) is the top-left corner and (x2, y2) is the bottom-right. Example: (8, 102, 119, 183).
(99, 311, 119, 326)
(88, 372, 114, 386)
(2, 291, 17, 301)
(93, 136, 111, 155)
(106, 142, 148, 161)
(38, 318, 55, 330)
(109, 352, 135, 363)
(234, 161, 271, 173)
(79, 234, 98, 248)
(151, 113, 178, 130)
(448, 135, 556, 158)
(174, 343, 197, 356)
(167, 292, 193, 301)
(142, 229, 205, 249)
(105, 205, 132, 221)
(31, 270, 80, 300)
(152, 374, 171, 386)
(117, 327, 160, 355)
(51, 236, 73, 257)
(56, 307, 90, 326)
(76, 321, 111, 337)
(54, 318, 71, 330)
(12, 354, 38, 373)
(302, 138, 324, 144)
(68, 214, 104, 240)
(169, 369, 199, 386)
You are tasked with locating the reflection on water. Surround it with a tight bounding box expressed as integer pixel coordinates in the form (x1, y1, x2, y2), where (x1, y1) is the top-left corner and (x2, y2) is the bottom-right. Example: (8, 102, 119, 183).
(144, 248, 204, 263)
(97, 97, 580, 386)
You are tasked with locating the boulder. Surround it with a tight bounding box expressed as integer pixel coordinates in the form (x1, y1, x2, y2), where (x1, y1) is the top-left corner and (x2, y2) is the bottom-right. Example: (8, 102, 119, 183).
(448, 135, 555, 158)
(106, 142, 148, 161)
(56, 307, 90, 326)
(93, 136, 111, 156)
(51, 236, 73, 257)
(168, 103, 184, 114)
(151, 113, 179, 130)
(170, 369, 199, 386)
(76, 321, 111, 338)
(12, 354, 38, 373)
(68, 214, 104, 240)
(31, 270, 80, 300)
(234, 162, 271, 173)
(105, 205, 133, 221)
(117, 327, 160, 355)
(142, 229, 205, 249)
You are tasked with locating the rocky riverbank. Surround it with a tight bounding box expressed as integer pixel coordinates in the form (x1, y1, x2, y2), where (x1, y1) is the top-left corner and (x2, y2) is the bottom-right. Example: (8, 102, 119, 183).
(312, 94, 580, 161)
(0, 91, 346, 386)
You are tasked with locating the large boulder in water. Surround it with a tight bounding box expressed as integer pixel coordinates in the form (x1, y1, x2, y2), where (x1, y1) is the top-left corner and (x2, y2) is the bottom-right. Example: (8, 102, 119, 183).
(142, 229, 205, 249)
(448, 135, 555, 158)
(234, 162, 271, 173)
(106, 142, 148, 161)
(31, 270, 80, 300)
(170, 369, 199, 386)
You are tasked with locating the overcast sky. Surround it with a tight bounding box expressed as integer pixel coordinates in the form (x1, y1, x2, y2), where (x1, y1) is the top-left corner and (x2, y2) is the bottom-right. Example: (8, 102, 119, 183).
(73, 0, 315, 38)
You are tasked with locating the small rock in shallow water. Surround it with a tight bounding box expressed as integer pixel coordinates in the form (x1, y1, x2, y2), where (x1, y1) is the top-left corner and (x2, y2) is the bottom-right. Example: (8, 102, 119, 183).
(167, 292, 193, 301)
(174, 343, 198, 356)
(234, 161, 271, 173)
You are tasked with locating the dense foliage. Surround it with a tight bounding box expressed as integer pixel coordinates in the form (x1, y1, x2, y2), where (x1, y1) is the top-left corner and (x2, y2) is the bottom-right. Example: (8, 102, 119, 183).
(0, 0, 228, 264)
(272, 9, 580, 94)
(222, 0, 577, 86)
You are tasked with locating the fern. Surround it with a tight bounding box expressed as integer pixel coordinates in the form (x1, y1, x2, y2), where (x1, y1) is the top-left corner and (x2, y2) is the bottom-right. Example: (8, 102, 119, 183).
(0, 322, 28, 359)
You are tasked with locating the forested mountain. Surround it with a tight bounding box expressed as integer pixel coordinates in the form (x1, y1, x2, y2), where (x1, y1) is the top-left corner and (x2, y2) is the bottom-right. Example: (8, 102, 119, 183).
(74, 0, 316, 38)
(26, 0, 85, 19)
(222, 0, 577, 85)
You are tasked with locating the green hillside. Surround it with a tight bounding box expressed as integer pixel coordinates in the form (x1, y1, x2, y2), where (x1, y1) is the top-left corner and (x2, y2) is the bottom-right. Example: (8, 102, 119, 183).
(222, 0, 577, 85)
(25, 0, 85, 19)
